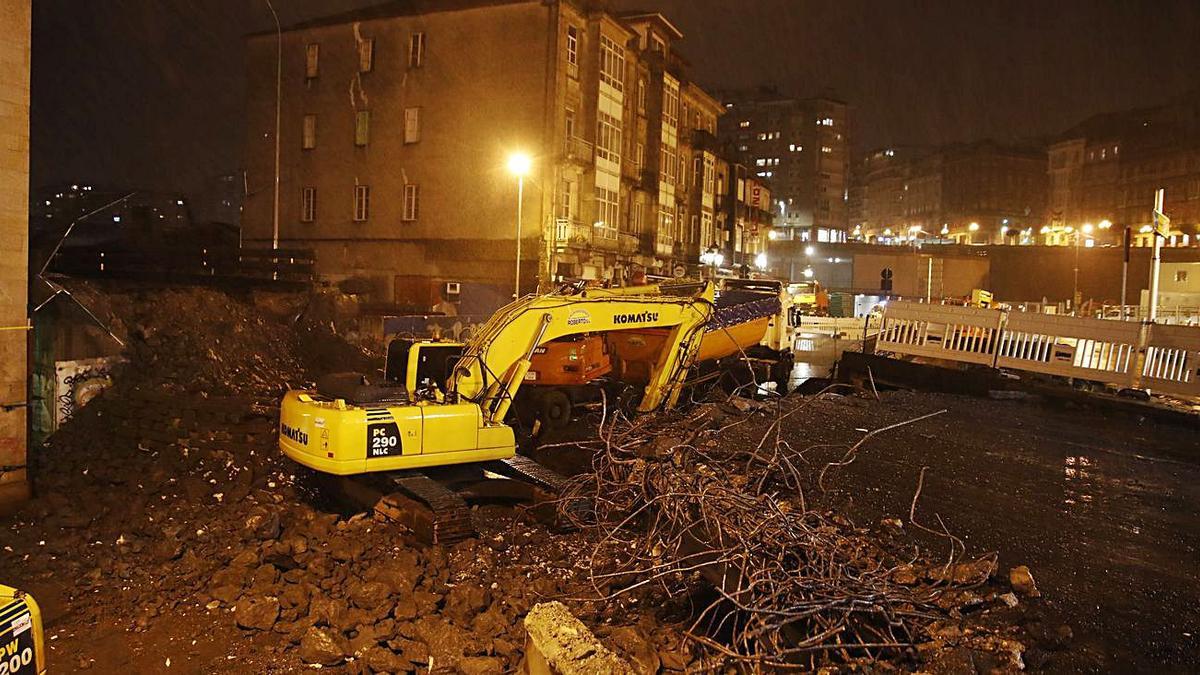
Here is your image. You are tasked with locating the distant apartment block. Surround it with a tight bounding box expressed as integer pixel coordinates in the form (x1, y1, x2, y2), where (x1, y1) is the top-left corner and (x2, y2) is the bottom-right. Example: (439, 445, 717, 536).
(1049, 89, 1200, 247)
(718, 92, 849, 244)
(850, 141, 1046, 246)
(242, 0, 758, 311)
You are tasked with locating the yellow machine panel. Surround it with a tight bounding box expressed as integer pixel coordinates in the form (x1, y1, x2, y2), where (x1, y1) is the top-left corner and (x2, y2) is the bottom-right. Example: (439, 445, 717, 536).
(0, 585, 46, 675)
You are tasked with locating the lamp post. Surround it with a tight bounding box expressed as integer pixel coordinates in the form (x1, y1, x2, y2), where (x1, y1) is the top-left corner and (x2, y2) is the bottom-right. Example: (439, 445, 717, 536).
(507, 152, 532, 298)
(265, 0, 281, 252)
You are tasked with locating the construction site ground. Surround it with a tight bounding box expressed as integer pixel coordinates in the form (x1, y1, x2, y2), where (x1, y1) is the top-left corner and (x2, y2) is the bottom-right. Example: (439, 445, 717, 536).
(1, 283, 1197, 673)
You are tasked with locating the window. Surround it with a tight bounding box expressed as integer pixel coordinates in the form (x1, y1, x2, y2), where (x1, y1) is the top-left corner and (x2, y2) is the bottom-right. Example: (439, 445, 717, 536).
(403, 184, 420, 221)
(556, 179, 574, 220)
(595, 111, 622, 162)
(703, 155, 715, 195)
(565, 107, 576, 141)
(738, 120, 750, 128)
(305, 43, 319, 78)
(302, 114, 317, 149)
(821, 146, 833, 154)
(818, 117, 833, 126)
(637, 79, 646, 113)
(404, 107, 421, 144)
(358, 38, 375, 72)
(661, 144, 677, 184)
(1176, 270, 1189, 283)
(301, 187, 316, 222)
(632, 202, 644, 234)
(635, 142, 644, 169)
(409, 32, 425, 68)
(595, 187, 618, 227)
(662, 83, 679, 128)
(355, 110, 370, 147)
(353, 185, 370, 222)
(566, 26, 578, 78)
(599, 35, 624, 91)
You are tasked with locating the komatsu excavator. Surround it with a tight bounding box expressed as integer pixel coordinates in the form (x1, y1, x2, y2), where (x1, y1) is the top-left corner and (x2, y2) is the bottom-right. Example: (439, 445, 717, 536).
(278, 283, 715, 541)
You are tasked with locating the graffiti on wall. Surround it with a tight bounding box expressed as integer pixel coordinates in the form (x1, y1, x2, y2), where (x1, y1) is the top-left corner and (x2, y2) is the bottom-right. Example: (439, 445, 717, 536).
(54, 356, 125, 427)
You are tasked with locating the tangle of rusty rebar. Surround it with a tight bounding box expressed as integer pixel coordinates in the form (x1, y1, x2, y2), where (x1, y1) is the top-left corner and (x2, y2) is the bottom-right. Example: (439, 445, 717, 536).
(555, 393, 996, 670)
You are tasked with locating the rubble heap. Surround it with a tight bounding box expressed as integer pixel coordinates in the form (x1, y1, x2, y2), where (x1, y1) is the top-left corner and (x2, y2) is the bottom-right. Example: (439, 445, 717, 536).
(558, 394, 1033, 671)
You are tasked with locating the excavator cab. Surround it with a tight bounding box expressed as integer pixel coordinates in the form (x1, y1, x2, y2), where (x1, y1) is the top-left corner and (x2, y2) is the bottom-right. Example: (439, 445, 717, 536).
(384, 338, 465, 395)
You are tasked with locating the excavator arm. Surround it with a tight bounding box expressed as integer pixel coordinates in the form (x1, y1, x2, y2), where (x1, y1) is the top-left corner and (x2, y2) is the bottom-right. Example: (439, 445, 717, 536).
(449, 283, 715, 423)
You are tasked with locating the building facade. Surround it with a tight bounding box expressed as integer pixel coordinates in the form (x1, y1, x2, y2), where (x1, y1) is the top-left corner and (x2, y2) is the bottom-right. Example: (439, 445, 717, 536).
(0, 0, 30, 510)
(852, 141, 1046, 246)
(1049, 89, 1200, 247)
(718, 92, 849, 243)
(242, 0, 747, 312)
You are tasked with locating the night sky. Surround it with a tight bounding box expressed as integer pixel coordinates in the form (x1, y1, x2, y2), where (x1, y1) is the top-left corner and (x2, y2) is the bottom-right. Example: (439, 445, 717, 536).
(31, 0, 1200, 220)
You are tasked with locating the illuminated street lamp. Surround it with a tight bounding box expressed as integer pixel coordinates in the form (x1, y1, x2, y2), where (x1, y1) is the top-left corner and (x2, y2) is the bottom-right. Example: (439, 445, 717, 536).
(700, 244, 724, 278)
(754, 252, 768, 271)
(1082, 222, 1095, 234)
(803, 266, 814, 279)
(940, 224, 950, 235)
(507, 152, 532, 297)
(1099, 219, 1112, 230)
(968, 222, 980, 232)
(804, 245, 815, 257)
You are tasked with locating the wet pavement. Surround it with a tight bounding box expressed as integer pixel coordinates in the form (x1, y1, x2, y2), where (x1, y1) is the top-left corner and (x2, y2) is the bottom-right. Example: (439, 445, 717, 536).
(814, 392, 1200, 672)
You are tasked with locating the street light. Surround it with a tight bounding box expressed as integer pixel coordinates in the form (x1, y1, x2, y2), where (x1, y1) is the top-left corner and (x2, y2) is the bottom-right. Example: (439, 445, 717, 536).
(803, 266, 814, 279)
(968, 222, 980, 232)
(804, 245, 815, 257)
(507, 152, 532, 298)
(754, 252, 768, 271)
(1082, 222, 1094, 235)
(1099, 219, 1112, 230)
(700, 244, 724, 278)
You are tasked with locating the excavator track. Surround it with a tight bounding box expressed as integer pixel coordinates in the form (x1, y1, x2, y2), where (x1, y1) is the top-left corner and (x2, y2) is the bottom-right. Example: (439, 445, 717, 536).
(485, 454, 569, 494)
(338, 471, 475, 545)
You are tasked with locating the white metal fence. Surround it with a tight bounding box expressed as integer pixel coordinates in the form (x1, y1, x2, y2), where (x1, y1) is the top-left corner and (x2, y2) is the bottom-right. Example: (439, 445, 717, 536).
(875, 301, 1200, 397)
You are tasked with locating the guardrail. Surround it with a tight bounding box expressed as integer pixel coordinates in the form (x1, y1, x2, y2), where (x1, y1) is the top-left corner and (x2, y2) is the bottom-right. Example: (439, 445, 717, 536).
(875, 300, 1200, 397)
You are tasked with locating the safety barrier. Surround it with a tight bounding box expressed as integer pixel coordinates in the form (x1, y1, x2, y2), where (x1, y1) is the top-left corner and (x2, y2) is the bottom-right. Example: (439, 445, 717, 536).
(997, 313, 1141, 388)
(875, 303, 1200, 397)
(1141, 324, 1200, 398)
(877, 302, 1002, 366)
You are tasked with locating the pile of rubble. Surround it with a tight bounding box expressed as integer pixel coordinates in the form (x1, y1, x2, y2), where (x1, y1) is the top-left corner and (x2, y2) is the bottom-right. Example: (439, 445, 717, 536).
(0, 284, 1052, 672)
(3, 285, 695, 672)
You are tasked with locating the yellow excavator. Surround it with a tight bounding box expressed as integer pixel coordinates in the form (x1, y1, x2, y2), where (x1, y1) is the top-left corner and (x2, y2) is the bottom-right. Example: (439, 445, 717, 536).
(279, 283, 716, 540)
(0, 585, 46, 675)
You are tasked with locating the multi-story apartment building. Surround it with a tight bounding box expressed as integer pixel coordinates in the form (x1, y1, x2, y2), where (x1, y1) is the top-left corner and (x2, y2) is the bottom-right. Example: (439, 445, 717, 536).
(1049, 89, 1200, 247)
(718, 92, 849, 243)
(242, 0, 736, 312)
(849, 146, 927, 240)
(851, 141, 1046, 245)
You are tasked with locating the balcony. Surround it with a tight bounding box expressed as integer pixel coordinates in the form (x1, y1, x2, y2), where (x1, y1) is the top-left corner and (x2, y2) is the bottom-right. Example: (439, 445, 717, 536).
(562, 136, 593, 165)
(691, 128, 719, 151)
(593, 225, 620, 251)
(622, 157, 641, 180)
(554, 218, 591, 249)
(619, 232, 639, 255)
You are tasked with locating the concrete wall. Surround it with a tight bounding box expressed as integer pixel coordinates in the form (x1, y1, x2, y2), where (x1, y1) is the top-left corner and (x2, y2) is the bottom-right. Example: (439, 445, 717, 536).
(0, 1, 30, 510)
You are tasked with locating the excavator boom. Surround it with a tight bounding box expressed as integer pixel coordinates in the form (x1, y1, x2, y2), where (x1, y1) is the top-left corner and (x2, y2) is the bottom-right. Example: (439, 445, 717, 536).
(279, 283, 714, 475)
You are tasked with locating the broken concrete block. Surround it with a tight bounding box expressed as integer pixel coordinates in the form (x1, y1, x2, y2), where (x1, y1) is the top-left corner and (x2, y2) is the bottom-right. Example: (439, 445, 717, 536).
(520, 602, 633, 675)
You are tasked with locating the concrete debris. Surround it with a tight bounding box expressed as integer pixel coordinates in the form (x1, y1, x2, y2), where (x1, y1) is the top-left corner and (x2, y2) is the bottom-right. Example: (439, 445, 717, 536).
(521, 602, 633, 675)
(1010, 565, 1042, 597)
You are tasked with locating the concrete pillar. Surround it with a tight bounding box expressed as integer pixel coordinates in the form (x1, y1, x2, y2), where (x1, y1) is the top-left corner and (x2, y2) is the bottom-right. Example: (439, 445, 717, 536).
(0, 1, 31, 512)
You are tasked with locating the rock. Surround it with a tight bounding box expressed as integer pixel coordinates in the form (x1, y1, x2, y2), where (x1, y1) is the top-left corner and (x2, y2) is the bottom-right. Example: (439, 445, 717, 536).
(387, 638, 430, 664)
(349, 580, 394, 609)
(364, 646, 412, 673)
(930, 557, 996, 585)
(299, 627, 345, 666)
(607, 626, 660, 674)
(457, 655, 505, 675)
(235, 596, 280, 631)
(892, 564, 918, 585)
(444, 584, 490, 623)
(1009, 565, 1041, 597)
(999, 592, 1019, 608)
(244, 510, 282, 541)
(311, 595, 350, 631)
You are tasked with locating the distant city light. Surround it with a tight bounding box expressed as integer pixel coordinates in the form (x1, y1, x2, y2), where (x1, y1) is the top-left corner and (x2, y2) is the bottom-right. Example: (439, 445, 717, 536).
(968, 222, 980, 232)
(754, 252, 768, 270)
(803, 267, 814, 279)
(1082, 222, 1094, 234)
(940, 225, 949, 235)
(1099, 219, 1113, 229)
(805, 246, 815, 256)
